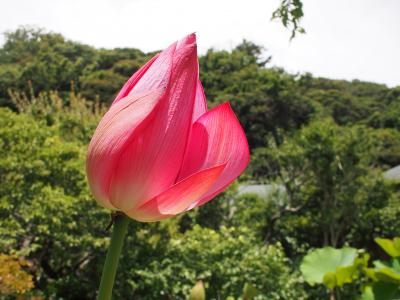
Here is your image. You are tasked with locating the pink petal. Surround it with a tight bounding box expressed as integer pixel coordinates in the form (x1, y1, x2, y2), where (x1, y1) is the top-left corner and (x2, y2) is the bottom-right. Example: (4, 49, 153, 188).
(112, 53, 160, 105)
(178, 102, 250, 210)
(126, 164, 225, 222)
(175, 79, 208, 179)
(192, 79, 208, 122)
(86, 88, 165, 209)
(112, 34, 182, 106)
(127, 33, 197, 99)
(177, 32, 197, 49)
(128, 43, 176, 96)
(108, 36, 199, 211)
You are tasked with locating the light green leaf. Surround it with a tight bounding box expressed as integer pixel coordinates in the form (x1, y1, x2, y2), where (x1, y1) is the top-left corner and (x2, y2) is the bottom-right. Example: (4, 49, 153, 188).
(361, 286, 375, 300)
(300, 247, 359, 288)
(367, 258, 400, 284)
(375, 238, 400, 258)
(322, 272, 336, 289)
(363, 282, 400, 300)
(374, 267, 400, 284)
(336, 264, 358, 286)
(242, 283, 259, 300)
(189, 281, 206, 300)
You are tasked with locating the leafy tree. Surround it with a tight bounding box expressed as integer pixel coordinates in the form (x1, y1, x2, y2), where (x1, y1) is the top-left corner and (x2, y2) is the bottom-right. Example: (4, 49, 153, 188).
(249, 120, 398, 257)
(0, 27, 148, 106)
(120, 225, 305, 299)
(0, 106, 111, 298)
(200, 43, 315, 149)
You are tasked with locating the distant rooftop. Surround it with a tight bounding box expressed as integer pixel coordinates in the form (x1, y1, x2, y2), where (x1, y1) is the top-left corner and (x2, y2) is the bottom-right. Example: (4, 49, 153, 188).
(383, 165, 400, 181)
(238, 184, 285, 198)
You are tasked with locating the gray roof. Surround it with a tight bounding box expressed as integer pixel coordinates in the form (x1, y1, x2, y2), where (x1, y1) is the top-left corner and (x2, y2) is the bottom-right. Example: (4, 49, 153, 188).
(383, 165, 400, 181)
(238, 184, 285, 198)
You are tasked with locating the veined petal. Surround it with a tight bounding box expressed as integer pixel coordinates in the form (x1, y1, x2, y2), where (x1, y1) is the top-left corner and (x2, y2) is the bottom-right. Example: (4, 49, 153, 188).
(127, 164, 225, 222)
(86, 88, 164, 209)
(177, 32, 197, 49)
(175, 79, 208, 181)
(192, 79, 208, 122)
(112, 53, 160, 105)
(128, 42, 176, 96)
(108, 36, 199, 211)
(112, 37, 178, 106)
(112, 33, 197, 106)
(178, 102, 250, 210)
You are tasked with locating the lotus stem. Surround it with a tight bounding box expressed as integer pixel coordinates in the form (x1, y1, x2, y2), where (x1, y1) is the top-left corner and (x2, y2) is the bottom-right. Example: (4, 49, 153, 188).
(97, 214, 130, 300)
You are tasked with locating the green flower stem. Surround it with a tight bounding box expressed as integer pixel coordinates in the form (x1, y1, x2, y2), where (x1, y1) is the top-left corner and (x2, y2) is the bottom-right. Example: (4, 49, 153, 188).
(97, 214, 130, 300)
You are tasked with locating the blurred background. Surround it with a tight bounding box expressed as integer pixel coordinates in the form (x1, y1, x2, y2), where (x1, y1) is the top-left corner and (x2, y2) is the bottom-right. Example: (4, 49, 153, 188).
(0, 0, 399, 299)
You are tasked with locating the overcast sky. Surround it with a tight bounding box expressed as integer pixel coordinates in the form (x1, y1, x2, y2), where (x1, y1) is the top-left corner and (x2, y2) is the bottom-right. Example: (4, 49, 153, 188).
(1, 0, 399, 87)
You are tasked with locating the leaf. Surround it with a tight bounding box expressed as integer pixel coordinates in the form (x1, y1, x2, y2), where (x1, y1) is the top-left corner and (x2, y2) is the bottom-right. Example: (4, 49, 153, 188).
(322, 272, 337, 289)
(377, 267, 400, 283)
(361, 286, 375, 300)
(336, 264, 358, 286)
(375, 238, 400, 258)
(271, 0, 306, 39)
(367, 258, 400, 284)
(189, 281, 206, 300)
(364, 282, 400, 300)
(243, 283, 259, 300)
(300, 247, 359, 288)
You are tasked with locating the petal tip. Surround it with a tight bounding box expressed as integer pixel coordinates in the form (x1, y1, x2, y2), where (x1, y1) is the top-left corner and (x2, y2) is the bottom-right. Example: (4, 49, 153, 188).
(184, 32, 197, 44)
(221, 101, 232, 110)
(177, 33, 197, 51)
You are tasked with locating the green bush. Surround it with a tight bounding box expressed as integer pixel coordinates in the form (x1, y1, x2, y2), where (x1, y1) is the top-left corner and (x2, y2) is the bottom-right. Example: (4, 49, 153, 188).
(123, 225, 305, 300)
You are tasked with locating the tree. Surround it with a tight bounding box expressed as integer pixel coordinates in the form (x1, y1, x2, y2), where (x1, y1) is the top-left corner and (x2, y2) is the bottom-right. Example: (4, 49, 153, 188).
(250, 120, 398, 254)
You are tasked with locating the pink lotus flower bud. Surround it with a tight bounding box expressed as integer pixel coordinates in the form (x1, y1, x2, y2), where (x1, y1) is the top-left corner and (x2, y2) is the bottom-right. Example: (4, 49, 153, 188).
(86, 34, 250, 222)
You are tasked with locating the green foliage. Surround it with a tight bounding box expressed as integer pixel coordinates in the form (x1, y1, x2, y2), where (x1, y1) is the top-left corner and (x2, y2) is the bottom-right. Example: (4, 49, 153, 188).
(362, 282, 400, 300)
(367, 260, 400, 284)
(365, 238, 400, 298)
(8, 88, 106, 144)
(200, 44, 315, 149)
(373, 129, 400, 167)
(254, 120, 393, 252)
(0, 107, 110, 298)
(80, 69, 126, 101)
(0, 27, 147, 105)
(125, 226, 305, 299)
(242, 283, 260, 300)
(375, 238, 400, 258)
(272, 0, 305, 39)
(302, 238, 400, 299)
(189, 281, 206, 300)
(300, 247, 364, 288)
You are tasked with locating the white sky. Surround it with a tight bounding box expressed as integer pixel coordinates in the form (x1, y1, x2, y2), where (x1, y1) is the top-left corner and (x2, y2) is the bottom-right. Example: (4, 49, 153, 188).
(1, 0, 399, 87)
